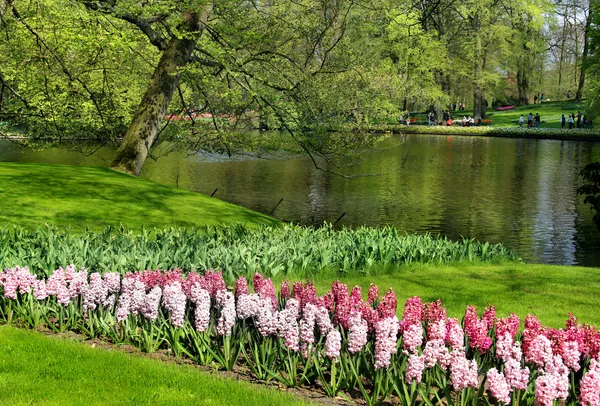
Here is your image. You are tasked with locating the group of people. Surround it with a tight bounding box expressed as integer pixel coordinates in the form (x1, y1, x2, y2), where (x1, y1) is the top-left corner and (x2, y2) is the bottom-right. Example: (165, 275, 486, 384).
(518, 110, 591, 129)
(561, 111, 589, 129)
(424, 109, 477, 127)
(451, 101, 466, 111)
(519, 113, 541, 128)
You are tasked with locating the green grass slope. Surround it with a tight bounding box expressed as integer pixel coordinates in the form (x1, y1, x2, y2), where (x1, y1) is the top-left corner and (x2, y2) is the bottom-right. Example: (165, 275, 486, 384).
(0, 326, 307, 406)
(0, 162, 278, 231)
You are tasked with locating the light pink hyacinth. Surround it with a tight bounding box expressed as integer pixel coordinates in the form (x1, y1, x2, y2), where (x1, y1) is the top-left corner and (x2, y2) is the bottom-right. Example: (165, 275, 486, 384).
(32, 278, 48, 300)
(402, 322, 424, 355)
(450, 350, 479, 391)
(348, 313, 368, 354)
(300, 303, 317, 345)
(526, 334, 554, 367)
(162, 281, 187, 328)
(560, 340, 581, 371)
(422, 339, 451, 369)
(46, 267, 71, 306)
(374, 316, 399, 369)
(496, 332, 523, 362)
(141, 286, 162, 320)
(325, 329, 342, 360)
(405, 354, 425, 383)
(236, 293, 260, 320)
(215, 289, 236, 336)
(504, 357, 530, 390)
(277, 298, 300, 351)
(446, 317, 465, 350)
(256, 296, 277, 337)
(487, 368, 511, 405)
(190, 284, 211, 332)
(581, 359, 600, 406)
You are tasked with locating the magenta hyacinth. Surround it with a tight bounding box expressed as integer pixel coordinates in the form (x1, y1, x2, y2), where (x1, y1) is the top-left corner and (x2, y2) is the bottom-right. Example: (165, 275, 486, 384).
(235, 276, 249, 297)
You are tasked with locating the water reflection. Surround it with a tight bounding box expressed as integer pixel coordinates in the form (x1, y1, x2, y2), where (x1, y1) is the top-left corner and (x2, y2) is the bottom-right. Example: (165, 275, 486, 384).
(1, 135, 599, 266)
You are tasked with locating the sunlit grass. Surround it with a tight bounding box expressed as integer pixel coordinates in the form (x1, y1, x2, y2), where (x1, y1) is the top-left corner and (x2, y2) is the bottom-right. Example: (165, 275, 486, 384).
(0, 326, 308, 406)
(306, 262, 600, 328)
(0, 162, 278, 231)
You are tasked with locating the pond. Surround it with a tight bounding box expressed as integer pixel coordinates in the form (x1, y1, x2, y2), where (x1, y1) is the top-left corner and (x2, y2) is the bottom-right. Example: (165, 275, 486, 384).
(1, 134, 599, 266)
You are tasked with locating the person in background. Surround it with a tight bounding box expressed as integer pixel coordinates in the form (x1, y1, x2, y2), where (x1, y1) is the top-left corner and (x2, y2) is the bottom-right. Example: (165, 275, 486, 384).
(527, 112, 533, 128)
(519, 114, 525, 127)
(540, 93, 545, 102)
(406, 113, 411, 126)
(534, 95, 538, 104)
(561, 114, 566, 129)
(576, 111, 582, 129)
(452, 102, 457, 111)
(568, 114, 574, 129)
(534, 113, 541, 128)
(443, 110, 449, 126)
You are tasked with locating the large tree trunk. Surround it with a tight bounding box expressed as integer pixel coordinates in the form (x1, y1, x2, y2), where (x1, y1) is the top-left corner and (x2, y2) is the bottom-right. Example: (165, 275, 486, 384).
(575, 9, 591, 102)
(516, 67, 529, 105)
(111, 13, 201, 175)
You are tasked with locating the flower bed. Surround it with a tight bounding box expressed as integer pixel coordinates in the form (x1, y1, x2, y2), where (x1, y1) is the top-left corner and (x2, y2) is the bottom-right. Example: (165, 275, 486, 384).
(1, 265, 599, 406)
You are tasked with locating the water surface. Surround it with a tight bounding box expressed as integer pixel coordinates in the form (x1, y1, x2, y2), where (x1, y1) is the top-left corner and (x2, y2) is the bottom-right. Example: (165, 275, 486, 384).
(1, 135, 599, 266)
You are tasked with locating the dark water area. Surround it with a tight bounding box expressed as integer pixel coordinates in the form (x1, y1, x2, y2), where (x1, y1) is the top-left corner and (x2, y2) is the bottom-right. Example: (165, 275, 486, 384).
(1, 135, 600, 267)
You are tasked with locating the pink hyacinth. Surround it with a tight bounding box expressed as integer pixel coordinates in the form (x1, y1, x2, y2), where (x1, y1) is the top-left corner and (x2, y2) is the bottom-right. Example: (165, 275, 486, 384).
(325, 329, 342, 360)
(487, 368, 511, 405)
(332, 281, 351, 329)
(505, 357, 530, 390)
(367, 283, 379, 304)
(116, 276, 135, 321)
(446, 317, 465, 350)
(83, 273, 103, 311)
(201, 269, 226, 297)
(449, 350, 479, 391)
(162, 281, 187, 328)
(401, 296, 423, 328)
(422, 339, 451, 369)
(482, 305, 496, 331)
(253, 273, 277, 310)
(182, 271, 203, 297)
(141, 286, 162, 320)
(378, 288, 397, 319)
(464, 305, 492, 353)
(190, 284, 211, 332)
(280, 280, 291, 299)
(405, 354, 425, 383)
(496, 313, 520, 339)
(103, 272, 121, 294)
(581, 359, 600, 406)
(423, 299, 446, 322)
(215, 289, 236, 336)
(68, 268, 88, 300)
(523, 314, 543, 356)
(374, 316, 399, 369)
(402, 322, 423, 355)
(348, 313, 368, 353)
(350, 285, 363, 309)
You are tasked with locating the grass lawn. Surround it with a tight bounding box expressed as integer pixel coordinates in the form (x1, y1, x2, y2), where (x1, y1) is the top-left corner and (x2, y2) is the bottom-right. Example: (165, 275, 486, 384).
(305, 262, 600, 328)
(0, 162, 278, 231)
(0, 326, 308, 406)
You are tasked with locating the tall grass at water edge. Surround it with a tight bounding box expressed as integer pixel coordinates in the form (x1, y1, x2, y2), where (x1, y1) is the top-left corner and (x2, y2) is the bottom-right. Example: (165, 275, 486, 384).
(0, 224, 519, 280)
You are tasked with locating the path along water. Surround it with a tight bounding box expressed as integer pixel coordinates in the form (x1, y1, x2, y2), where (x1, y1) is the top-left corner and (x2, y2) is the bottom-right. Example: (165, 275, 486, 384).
(1, 134, 599, 266)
